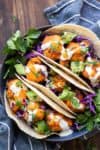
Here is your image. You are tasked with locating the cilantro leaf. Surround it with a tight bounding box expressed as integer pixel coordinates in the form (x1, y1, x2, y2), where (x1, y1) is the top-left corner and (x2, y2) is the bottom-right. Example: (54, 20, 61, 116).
(24, 28, 41, 48)
(86, 119, 94, 131)
(94, 89, 100, 112)
(3, 28, 41, 78)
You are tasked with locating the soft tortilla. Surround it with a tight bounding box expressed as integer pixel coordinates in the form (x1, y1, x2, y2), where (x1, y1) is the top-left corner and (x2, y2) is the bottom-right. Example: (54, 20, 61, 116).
(43, 24, 100, 88)
(4, 91, 48, 139)
(44, 24, 100, 57)
(43, 24, 99, 42)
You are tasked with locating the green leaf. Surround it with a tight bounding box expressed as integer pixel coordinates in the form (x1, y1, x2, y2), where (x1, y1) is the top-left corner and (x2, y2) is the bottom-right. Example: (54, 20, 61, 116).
(15, 64, 25, 75)
(86, 120, 94, 131)
(12, 30, 21, 40)
(24, 28, 41, 47)
(3, 68, 10, 79)
(35, 120, 50, 134)
(27, 28, 41, 39)
(7, 39, 16, 49)
(61, 32, 77, 44)
(95, 105, 100, 112)
(76, 113, 88, 124)
(14, 37, 27, 53)
(94, 114, 100, 123)
(3, 28, 41, 78)
(26, 90, 37, 101)
(94, 90, 100, 105)
(5, 58, 16, 65)
(6, 30, 21, 50)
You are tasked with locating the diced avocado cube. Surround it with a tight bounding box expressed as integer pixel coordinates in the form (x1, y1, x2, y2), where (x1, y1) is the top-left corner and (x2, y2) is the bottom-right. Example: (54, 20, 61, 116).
(14, 64, 25, 75)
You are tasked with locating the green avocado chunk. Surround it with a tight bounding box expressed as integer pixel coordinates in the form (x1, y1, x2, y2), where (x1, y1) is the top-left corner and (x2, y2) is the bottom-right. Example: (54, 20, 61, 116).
(14, 64, 25, 75)
(71, 61, 85, 74)
(61, 32, 77, 44)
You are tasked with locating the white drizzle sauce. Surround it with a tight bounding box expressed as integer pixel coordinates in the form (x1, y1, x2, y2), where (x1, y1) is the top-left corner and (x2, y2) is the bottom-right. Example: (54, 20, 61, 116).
(85, 57, 100, 83)
(59, 119, 69, 131)
(59, 129, 73, 137)
(25, 66, 31, 73)
(41, 42, 51, 50)
(90, 67, 100, 83)
(85, 66, 93, 76)
(27, 109, 38, 122)
(60, 48, 68, 61)
(41, 41, 63, 50)
(34, 64, 48, 77)
(48, 113, 70, 131)
(60, 48, 78, 61)
(10, 83, 21, 96)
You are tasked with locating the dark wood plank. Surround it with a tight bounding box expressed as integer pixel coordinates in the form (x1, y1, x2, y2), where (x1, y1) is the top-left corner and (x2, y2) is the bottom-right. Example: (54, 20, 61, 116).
(0, 0, 58, 55)
(0, 0, 100, 149)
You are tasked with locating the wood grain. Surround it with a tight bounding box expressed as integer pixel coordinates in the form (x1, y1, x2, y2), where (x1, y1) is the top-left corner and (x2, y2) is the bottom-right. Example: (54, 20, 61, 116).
(0, 0, 100, 149)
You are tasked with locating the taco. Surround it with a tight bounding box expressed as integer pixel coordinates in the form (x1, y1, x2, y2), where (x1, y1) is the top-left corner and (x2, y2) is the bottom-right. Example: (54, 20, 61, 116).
(5, 78, 74, 139)
(15, 56, 87, 114)
(40, 24, 100, 88)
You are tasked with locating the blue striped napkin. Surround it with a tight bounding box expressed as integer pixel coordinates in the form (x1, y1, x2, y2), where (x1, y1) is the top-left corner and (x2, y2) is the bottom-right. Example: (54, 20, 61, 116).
(44, 0, 100, 37)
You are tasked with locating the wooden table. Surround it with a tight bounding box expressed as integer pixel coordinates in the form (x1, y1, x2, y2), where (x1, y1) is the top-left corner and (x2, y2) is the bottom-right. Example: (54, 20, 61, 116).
(0, 0, 100, 149)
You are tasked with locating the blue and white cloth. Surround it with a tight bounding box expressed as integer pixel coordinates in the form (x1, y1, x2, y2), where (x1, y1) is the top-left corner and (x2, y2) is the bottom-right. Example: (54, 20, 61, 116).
(0, 0, 100, 150)
(44, 0, 100, 37)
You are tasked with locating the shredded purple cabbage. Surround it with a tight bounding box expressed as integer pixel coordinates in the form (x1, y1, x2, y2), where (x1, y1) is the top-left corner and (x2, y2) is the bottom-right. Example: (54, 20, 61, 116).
(81, 94, 96, 114)
(90, 82, 100, 89)
(74, 35, 88, 42)
(25, 52, 38, 59)
(50, 88, 57, 94)
(86, 49, 94, 58)
(16, 110, 24, 118)
(34, 43, 43, 54)
(36, 45, 43, 54)
(40, 105, 46, 110)
(74, 122, 80, 130)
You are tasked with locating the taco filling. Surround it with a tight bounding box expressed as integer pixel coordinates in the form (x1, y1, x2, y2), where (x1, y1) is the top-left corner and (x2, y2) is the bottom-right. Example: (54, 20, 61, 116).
(6, 79, 73, 135)
(41, 33, 100, 87)
(14, 56, 87, 113)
